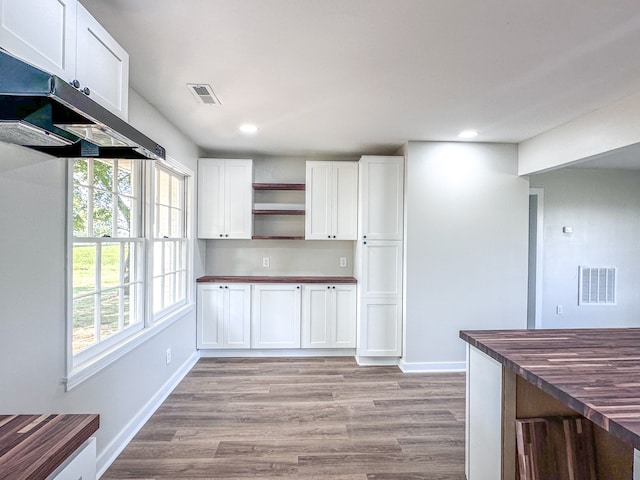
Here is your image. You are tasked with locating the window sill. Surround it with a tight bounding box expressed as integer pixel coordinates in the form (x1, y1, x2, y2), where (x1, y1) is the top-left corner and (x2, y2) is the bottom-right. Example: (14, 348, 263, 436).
(65, 303, 195, 391)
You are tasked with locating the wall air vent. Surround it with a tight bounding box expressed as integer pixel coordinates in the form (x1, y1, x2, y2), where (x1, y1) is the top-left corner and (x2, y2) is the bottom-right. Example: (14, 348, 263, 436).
(578, 266, 616, 305)
(187, 83, 222, 105)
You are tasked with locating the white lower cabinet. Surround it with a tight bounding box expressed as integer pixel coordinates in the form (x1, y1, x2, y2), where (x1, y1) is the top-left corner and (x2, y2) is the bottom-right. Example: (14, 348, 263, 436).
(302, 284, 356, 348)
(49, 437, 96, 480)
(197, 283, 251, 349)
(251, 284, 301, 348)
(357, 297, 402, 356)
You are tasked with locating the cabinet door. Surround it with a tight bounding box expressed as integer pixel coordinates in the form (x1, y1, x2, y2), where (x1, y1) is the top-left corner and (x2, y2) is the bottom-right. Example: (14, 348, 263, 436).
(223, 159, 253, 239)
(359, 156, 404, 240)
(360, 240, 403, 298)
(0, 0, 77, 79)
(305, 161, 333, 239)
(198, 159, 226, 238)
(224, 284, 251, 348)
(251, 284, 301, 348)
(76, 3, 129, 119)
(333, 162, 358, 240)
(197, 284, 225, 348)
(334, 285, 356, 347)
(301, 285, 331, 348)
(358, 297, 402, 356)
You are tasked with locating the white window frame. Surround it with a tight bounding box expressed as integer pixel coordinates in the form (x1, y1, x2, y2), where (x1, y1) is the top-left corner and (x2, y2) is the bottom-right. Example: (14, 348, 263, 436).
(65, 156, 194, 390)
(149, 162, 189, 319)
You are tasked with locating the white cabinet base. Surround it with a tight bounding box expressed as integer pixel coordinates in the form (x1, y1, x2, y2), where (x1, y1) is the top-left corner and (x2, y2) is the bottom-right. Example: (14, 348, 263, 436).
(47, 437, 96, 480)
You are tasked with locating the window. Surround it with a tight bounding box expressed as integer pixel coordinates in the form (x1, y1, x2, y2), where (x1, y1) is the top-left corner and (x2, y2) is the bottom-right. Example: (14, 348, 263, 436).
(68, 158, 191, 381)
(152, 165, 187, 316)
(72, 159, 144, 360)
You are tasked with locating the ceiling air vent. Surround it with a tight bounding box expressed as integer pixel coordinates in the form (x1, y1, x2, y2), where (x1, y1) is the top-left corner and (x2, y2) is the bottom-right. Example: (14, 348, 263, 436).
(187, 83, 222, 105)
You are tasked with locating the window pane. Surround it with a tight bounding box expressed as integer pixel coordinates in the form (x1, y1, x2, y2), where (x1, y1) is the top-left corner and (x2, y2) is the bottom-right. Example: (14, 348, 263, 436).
(170, 207, 183, 237)
(156, 205, 169, 238)
(164, 273, 175, 308)
(100, 290, 120, 341)
(101, 243, 120, 290)
(73, 295, 96, 353)
(73, 243, 96, 295)
(153, 241, 163, 277)
(93, 190, 113, 237)
(117, 160, 133, 196)
(158, 169, 170, 205)
(176, 271, 185, 302)
(73, 158, 89, 185)
(116, 196, 132, 237)
(123, 242, 136, 284)
(93, 159, 113, 191)
(153, 276, 163, 314)
(164, 241, 175, 273)
(73, 186, 89, 237)
(171, 175, 182, 207)
(122, 286, 131, 327)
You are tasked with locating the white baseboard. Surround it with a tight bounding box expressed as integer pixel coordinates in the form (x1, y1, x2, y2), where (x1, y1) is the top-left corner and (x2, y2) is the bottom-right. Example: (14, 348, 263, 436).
(97, 351, 199, 478)
(398, 359, 466, 373)
(199, 348, 356, 358)
(355, 355, 400, 367)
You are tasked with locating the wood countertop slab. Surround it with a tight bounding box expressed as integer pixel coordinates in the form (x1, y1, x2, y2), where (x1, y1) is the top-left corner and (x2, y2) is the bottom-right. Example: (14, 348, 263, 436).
(460, 328, 640, 450)
(0, 414, 99, 480)
(197, 275, 357, 284)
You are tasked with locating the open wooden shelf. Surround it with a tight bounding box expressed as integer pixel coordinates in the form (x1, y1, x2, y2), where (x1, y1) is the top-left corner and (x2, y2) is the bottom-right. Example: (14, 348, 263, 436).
(253, 209, 305, 215)
(252, 183, 305, 191)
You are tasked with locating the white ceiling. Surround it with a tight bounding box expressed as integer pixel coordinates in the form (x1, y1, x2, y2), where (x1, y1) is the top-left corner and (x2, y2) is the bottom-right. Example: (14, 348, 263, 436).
(80, 0, 640, 159)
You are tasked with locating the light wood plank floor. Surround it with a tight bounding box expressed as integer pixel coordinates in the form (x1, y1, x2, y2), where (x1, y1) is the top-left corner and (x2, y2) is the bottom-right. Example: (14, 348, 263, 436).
(103, 357, 466, 479)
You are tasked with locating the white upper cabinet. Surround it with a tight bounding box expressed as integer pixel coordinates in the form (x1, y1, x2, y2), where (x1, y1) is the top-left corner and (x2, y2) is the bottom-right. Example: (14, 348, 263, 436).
(0, 0, 77, 80)
(301, 284, 356, 348)
(75, 3, 129, 118)
(0, 0, 129, 120)
(305, 161, 358, 240)
(198, 159, 253, 239)
(359, 156, 404, 240)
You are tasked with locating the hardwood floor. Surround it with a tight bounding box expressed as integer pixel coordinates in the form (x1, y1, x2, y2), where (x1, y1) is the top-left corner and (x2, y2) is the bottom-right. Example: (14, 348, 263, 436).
(103, 357, 466, 479)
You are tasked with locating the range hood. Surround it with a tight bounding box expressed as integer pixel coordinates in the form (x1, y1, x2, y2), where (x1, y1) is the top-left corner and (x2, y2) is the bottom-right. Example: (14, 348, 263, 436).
(0, 49, 165, 160)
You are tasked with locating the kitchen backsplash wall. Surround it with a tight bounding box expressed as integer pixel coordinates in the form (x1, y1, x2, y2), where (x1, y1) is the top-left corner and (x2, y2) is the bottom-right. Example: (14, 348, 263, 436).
(204, 239, 355, 276)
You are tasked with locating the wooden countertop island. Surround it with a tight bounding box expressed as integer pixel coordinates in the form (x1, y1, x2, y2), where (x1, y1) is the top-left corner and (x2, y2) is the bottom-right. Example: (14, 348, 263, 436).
(0, 414, 99, 480)
(460, 328, 640, 480)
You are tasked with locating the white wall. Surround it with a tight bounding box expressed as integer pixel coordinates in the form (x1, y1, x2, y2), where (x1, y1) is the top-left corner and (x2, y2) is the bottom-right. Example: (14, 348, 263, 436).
(519, 90, 640, 175)
(403, 142, 529, 369)
(0, 89, 200, 474)
(530, 168, 640, 328)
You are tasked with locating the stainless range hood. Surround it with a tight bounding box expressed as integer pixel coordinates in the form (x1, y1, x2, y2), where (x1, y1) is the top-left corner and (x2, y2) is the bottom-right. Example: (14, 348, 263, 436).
(0, 49, 165, 160)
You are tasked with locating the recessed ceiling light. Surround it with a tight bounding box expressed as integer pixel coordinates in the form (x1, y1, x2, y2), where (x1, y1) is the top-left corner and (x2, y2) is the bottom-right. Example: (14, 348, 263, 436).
(239, 124, 258, 134)
(458, 129, 478, 139)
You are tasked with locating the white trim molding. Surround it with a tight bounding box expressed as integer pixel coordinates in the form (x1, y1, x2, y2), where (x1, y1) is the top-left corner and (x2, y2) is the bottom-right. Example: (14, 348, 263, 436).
(96, 350, 199, 477)
(355, 356, 400, 367)
(199, 348, 356, 358)
(398, 359, 466, 373)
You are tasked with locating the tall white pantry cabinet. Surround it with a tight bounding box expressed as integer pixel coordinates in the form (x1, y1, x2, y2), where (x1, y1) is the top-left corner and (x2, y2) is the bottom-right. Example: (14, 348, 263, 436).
(356, 156, 405, 358)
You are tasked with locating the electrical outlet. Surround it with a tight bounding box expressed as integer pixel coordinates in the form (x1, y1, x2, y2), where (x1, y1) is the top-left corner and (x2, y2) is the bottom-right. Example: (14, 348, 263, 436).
(262, 257, 270, 268)
(556, 305, 563, 315)
(339, 257, 347, 268)
(166, 348, 172, 365)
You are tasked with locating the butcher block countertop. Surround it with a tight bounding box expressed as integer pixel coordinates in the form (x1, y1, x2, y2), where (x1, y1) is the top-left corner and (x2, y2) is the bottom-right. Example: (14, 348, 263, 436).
(460, 328, 640, 450)
(197, 275, 357, 283)
(0, 414, 99, 480)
